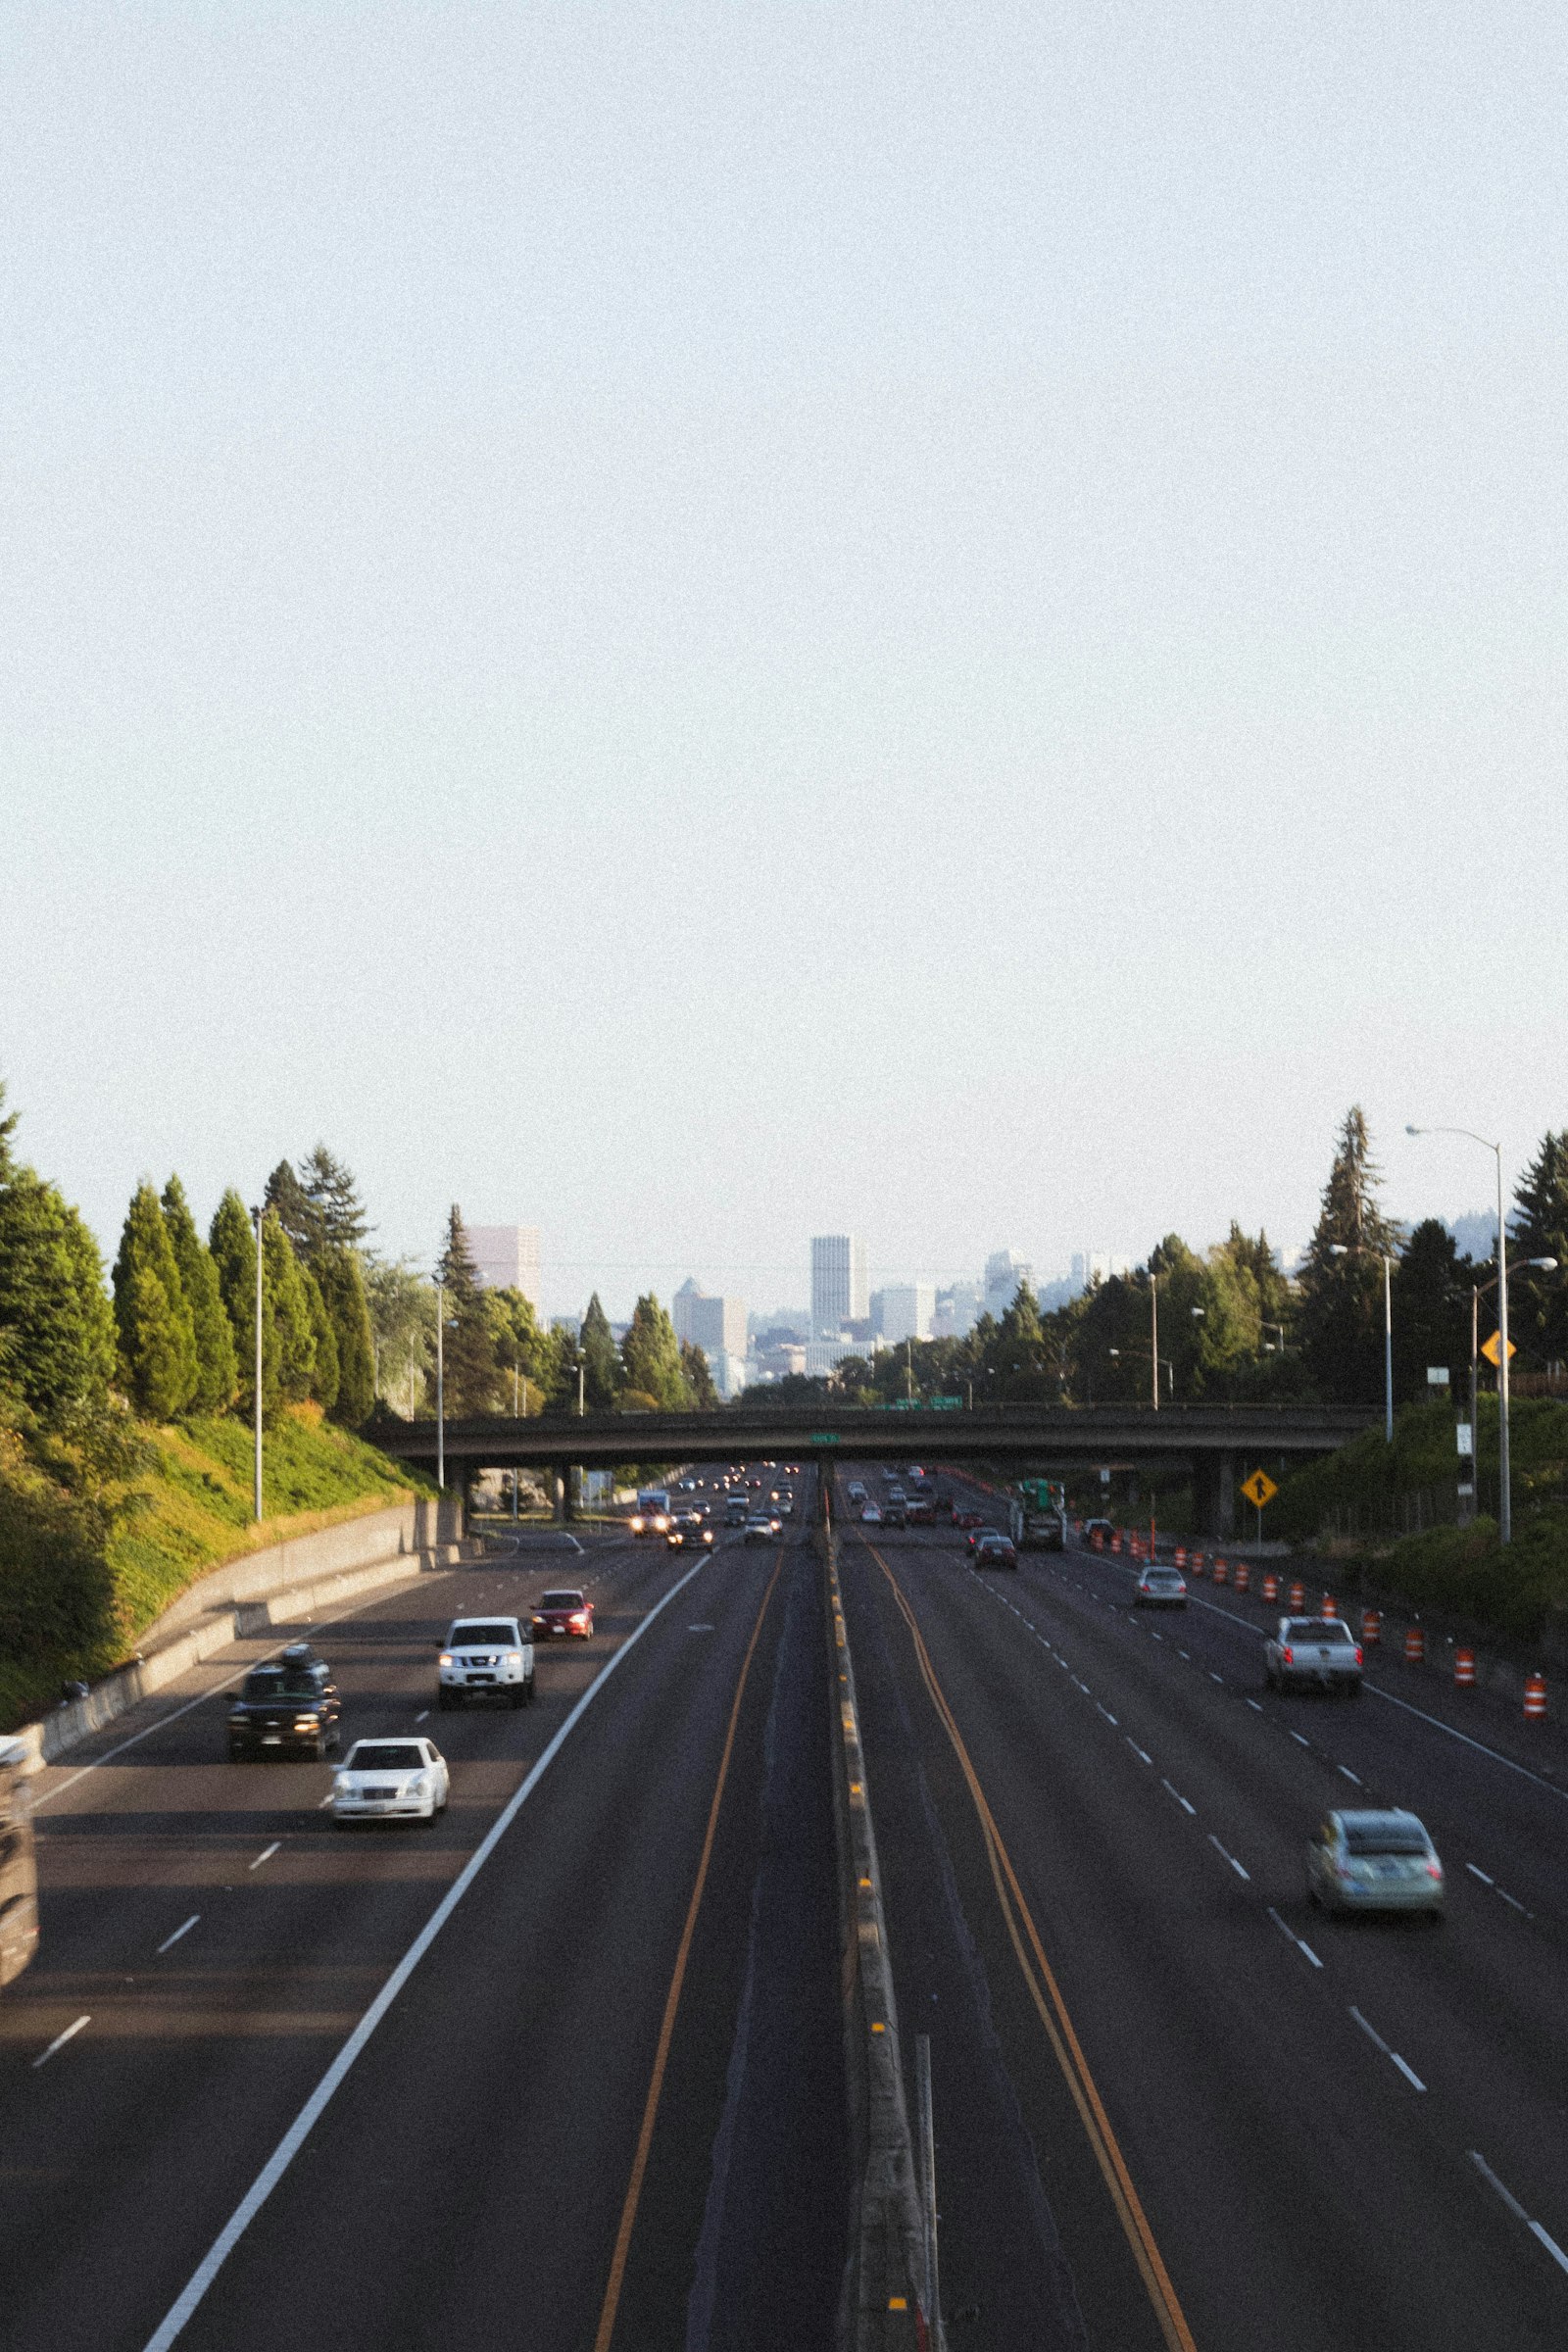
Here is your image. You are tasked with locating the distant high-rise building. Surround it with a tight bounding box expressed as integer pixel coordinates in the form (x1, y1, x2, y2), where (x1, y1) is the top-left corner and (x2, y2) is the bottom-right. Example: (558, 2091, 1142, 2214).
(984, 1249, 1034, 1318)
(871, 1283, 936, 1345)
(811, 1234, 868, 1334)
(672, 1280, 747, 1359)
(467, 1225, 541, 1310)
(934, 1282, 984, 1340)
(1069, 1250, 1132, 1293)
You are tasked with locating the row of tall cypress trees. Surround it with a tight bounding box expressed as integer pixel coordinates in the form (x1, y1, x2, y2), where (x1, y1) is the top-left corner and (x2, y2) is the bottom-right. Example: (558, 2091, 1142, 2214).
(109, 1154, 375, 1429)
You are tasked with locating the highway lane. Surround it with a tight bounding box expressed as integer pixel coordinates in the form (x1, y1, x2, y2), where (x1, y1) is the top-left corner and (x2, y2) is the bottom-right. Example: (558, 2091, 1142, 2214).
(838, 1466, 1568, 2349)
(1, 1481, 848, 2352)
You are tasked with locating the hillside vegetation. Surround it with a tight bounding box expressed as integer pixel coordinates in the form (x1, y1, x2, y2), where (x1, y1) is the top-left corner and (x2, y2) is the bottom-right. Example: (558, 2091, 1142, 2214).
(0, 1402, 423, 1735)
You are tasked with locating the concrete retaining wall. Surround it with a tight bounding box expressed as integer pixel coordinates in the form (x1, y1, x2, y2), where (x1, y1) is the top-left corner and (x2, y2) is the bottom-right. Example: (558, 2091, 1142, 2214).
(15, 1496, 466, 1774)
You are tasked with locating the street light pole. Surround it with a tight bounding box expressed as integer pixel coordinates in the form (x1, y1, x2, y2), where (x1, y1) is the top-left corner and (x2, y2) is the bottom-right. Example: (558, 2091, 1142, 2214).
(250, 1206, 264, 1522)
(433, 1274, 446, 1492)
(1150, 1274, 1159, 1412)
(1406, 1125, 1513, 1543)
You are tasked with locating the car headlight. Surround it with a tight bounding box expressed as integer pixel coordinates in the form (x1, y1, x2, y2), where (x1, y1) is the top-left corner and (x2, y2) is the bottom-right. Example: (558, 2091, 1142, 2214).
(294, 1716, 319, 1731)
(505, 1651, 521, 1666)
(439, 1652, 454, 1667)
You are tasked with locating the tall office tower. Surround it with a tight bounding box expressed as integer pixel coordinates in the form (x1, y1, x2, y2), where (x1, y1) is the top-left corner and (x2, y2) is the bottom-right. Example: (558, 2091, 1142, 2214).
(672, 1278, 704, 1346)
(811, 1233, 868, 1334)
(690, 1296, 748, 1358)
(467, 1225, 542, 1310)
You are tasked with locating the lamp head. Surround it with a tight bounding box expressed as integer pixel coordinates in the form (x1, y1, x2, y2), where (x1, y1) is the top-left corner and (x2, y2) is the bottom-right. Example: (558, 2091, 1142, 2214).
(1405, 1124, 1422, 1136)
(1532, 1256, 1559, 1272)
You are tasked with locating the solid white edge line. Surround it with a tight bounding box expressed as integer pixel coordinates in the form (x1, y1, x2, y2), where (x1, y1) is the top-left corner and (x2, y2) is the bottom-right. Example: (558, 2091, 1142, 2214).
(1348, 2005, 1392, 2057)
(1391, 2053, 1427, 2092)
(1470, 2149, 1531, 2224)
(33, 2015, 90, 2068)
(157, 1915, 200, 1955)
(1529, 2222, 1568, 2278)
(1337, 1766, 1362, 1784)
(1466, 1862, 1494, 1885)
(139, 1549, 711, 2352)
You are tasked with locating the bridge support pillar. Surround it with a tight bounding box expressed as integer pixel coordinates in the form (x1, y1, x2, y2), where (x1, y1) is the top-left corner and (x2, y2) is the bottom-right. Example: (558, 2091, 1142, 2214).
(1194, 1451, 1237, 1540)
(553, 1468, 576, 1523)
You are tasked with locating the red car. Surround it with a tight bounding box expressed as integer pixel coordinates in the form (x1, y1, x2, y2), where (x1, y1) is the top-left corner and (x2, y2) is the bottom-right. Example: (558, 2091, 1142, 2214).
(954, 1507, 986, 1530)
(532, 1589, 593, 1639)
(972, 1534, 1018, 1571)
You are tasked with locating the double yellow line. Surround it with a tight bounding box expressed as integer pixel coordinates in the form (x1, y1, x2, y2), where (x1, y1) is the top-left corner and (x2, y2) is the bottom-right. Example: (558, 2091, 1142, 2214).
(865, 1540, 1199, 2352)
(592, 1545, 785, 2352)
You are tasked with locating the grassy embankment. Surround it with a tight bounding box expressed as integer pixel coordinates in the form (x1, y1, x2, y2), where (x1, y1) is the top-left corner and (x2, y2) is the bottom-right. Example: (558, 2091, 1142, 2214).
(1274, 1396, 1568, 1645)
(0, 1403, 429, 1733)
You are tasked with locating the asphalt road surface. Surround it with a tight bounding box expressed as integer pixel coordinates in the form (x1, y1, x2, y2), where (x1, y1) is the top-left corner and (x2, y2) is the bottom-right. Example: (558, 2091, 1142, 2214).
(836, 1462, 1568, 2350)
(0, 1481, 848, 2352)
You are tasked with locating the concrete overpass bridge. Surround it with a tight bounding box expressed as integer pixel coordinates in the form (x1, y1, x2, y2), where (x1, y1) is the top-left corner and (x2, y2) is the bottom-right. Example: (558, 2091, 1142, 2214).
(373, 1400, 1376, 1538)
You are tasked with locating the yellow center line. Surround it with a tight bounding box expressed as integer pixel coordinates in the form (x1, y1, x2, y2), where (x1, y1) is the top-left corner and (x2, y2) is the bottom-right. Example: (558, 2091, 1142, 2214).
(860, 1533, 1200, 2352)
(591, 1543, 786, 2352)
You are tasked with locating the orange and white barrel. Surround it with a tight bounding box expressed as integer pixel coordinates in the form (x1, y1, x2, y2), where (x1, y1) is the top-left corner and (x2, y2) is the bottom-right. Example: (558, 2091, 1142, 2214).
(1289, 1581, 1305, 1612)
(1454, 1647, 1476, 1688)
(1234, 1562, 1250, 1593)
(1404, 1625, 1425, 1665)
(1321, 1592, 1338, 1618)
(1262, 1572, 1280, 1604)
(1360, 1607, 1381, 1646)
(1525, 1672, 1546, 1720)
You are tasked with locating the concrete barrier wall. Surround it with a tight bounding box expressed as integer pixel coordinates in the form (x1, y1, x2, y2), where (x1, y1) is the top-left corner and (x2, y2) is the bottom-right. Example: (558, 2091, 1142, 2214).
(16, 1496, 466, 1774)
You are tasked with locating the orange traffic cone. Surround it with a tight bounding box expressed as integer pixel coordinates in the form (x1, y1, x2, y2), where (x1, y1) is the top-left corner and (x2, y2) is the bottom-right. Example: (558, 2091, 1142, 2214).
(1234, 1563, 1251, 1593)
(1289, 1581, 1305, 1612)
(1262, 1572, 1280, 1604)
(1321, 1592, 1338, 1618)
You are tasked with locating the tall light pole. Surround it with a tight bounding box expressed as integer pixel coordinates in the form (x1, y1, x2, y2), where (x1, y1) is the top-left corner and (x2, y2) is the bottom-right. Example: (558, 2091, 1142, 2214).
(1406, 1126, 1512, 1541)
(1467, 1256, 1557, 1527)
(1329, 1244, 1394, 1443)
(250, 1205, 265, 1522)
(433, 1273, 446, 1492)
(1150, 1273, 1159, 1412)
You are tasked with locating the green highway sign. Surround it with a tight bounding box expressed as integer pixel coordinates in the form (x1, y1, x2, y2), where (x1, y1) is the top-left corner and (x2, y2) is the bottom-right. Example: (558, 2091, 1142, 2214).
(931, 1396, 963, 1409)
(809, 1432, 841, 1446)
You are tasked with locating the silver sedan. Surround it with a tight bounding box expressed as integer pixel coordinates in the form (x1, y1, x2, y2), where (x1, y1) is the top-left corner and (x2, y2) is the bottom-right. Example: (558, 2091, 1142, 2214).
(1307, 1810, 1445, 1919)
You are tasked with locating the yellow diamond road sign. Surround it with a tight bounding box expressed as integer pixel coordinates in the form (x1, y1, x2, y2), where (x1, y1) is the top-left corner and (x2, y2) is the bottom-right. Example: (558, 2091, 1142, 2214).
(1480, 1330, 1516, 1368)
(1240, 1469, 1278, 1509)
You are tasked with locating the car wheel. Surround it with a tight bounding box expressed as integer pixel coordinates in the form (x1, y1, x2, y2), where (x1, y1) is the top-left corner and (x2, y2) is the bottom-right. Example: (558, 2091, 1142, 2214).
(510, 1684, 524, 1709)
(438, 1688, 454, 1712)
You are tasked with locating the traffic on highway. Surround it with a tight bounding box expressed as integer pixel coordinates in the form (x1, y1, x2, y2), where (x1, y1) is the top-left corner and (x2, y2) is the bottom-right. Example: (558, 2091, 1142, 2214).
(3, 1458, 1565, 2350)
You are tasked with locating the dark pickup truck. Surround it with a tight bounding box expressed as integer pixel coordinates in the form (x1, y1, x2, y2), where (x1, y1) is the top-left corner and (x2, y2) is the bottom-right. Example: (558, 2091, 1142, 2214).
(227, 1644, 341, 1760)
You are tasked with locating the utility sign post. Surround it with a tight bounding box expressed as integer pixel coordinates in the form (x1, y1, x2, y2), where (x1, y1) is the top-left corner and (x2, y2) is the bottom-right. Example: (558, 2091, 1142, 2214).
(1240, 1467, 1277, 1545)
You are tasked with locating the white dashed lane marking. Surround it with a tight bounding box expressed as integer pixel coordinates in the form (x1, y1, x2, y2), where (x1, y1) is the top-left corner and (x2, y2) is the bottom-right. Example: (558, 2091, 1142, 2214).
(157, 1915, 200, 1954)
(1207, 1834, 1250, 1882)
(1349, 2006, 1426, 2091)
(1161, 1780, 1197, 1817)
(1470, 2153, 1568, 2278)
(33, 2016, 90, 2069)
(1267, 1907, 1324, 1969)
(249, 1842, 280, 1871)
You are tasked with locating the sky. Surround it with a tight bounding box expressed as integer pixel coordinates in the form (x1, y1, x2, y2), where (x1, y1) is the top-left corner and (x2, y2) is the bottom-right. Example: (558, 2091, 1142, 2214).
(3, 4, 1565, 1320)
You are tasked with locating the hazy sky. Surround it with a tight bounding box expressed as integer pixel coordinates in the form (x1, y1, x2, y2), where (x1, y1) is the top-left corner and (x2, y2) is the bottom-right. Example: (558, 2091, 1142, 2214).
(3, 5, 1564, 1318)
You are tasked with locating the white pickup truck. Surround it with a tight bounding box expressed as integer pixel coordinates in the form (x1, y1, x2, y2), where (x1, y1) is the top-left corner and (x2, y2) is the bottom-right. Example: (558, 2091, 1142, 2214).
(438, 1616, 536, 1710)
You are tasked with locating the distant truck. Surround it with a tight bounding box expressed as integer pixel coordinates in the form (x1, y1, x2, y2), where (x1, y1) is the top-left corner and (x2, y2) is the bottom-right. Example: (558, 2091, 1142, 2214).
(1009, 1481, 1067, 1551)
(630, 1488, 672, 1536)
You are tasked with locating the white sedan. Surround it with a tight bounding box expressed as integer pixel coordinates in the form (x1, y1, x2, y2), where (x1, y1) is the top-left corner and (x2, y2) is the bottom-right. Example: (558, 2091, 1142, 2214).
(860, 1502, 883, 1525)
(332, 1737, 449, 1825)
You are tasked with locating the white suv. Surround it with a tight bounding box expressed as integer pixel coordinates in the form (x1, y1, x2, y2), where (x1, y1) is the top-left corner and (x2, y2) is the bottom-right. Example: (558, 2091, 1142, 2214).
(438, 1617, 535, 1710)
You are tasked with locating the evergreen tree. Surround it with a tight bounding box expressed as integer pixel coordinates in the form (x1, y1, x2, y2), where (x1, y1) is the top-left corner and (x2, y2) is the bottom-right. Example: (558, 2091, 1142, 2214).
(263, 1213, 318, 1403)
(112, 1182, 198, 1420)
(160, 1176, 238, 1415)
(299, 1145, 372, 1251)
(300, 1264, 341, 1412)
(0, 1158, 117, 1425)
(1295, 1107, 1403, 1409)
(437, 1207, 498, 1415)
(1390, 1219, 1472, 1404)
(681, 1341, 719, 1407)
(619, 1294, 690, 1408)
(364, 1254, 432, 1416)
(317, 1245, 376, 1426)
(1511, 1131, 1568, 1366)
(989, 1283, 1056, 1400)
(579, 1293, 620, 1409)
(264, 1159, 320, 1258)
(209, 1191, 281, 1421)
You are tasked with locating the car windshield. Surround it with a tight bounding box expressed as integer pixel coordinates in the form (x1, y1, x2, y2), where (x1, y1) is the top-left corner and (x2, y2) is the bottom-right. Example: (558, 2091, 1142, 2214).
(1345, 1820, 1429, 1855)
(1294, 1620, 1352, 1642)
(450, 1625, 515, 1646)
(540, 1592, 584, 1609)
(241, 1669, 318, 1699)
(348, 1744, 423, 1773)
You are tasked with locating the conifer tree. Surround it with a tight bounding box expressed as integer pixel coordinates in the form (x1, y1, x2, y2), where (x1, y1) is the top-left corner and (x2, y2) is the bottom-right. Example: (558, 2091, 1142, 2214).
(160, 1175, 238, 1415)
(299, 1146, 372, 1251)
(113, 1182, 199, 1420)
(263, 1213, 318, 1403)
(0, 1144, 117, 1424)
(1511, 1131, 1568, 1366)
(300, 1264, 341, 1412)
(619, 1295, 690, 1408)
(681, 1341, 718, 1407)
(1295, 1107, 1403, 1408)
(264, 1159, 320, 1258)
(317, 1245, 376, 1426)
(579, 1293, 620, 1408)
(437, 1207, 498, 1414)
(209, 1191, 281, 1421)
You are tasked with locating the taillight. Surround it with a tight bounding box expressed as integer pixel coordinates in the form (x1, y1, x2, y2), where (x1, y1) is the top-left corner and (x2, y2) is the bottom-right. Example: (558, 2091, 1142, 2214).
(1282, 1645, 1294, 1665)
(1354, 1646, 1363, 1665)
(1427, 1861, 1443, 1880)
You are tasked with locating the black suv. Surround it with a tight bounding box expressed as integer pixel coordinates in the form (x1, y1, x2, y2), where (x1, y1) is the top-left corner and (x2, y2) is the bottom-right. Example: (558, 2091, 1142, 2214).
(227, 1644, 341, 1760)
